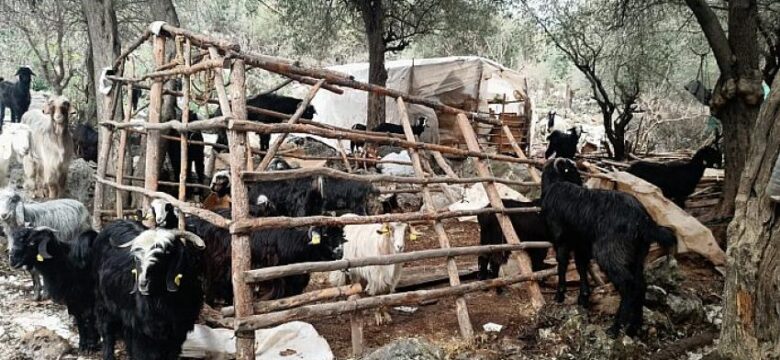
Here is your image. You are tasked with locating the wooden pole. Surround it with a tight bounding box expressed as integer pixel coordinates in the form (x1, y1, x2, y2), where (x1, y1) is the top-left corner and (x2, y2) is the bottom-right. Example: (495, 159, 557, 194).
(256, 78, 325, 171)
(237, 267, 557, 331)
(350, 294, 364, 358)
(398, 98, 473, 340)
(335, 139, 353, 173)
(116, 82, 133, 218)
(501, 124, 541, 183)
(92, 74, 120, 229)
(231, 205, 540, 234)
(221, 283, 363, 317)
(455, 113, 545, 309)
(178, 37, 192, 230)
(241, 167, 537, 187)
(226, 59, 255, 360)
(96, 177, 229, 228)
(143, 34, 166, 219)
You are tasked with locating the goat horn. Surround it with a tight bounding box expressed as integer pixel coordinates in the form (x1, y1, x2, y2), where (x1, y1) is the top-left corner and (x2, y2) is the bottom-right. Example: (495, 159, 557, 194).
(33, 226, 58, 233)
(174, 230, 205, 249)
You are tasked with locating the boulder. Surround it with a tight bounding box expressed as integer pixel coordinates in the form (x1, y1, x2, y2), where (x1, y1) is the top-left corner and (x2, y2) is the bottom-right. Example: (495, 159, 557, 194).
(18, 328, 72, 359)
(363, 338, 443, 360)
(66, 158, 96, 210)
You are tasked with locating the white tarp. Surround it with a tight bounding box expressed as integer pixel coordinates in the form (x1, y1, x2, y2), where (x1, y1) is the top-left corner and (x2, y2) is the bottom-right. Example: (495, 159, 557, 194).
(289, 56, 528, 151)
(181, 322, 334, 359)
(448, 183, 530, 222)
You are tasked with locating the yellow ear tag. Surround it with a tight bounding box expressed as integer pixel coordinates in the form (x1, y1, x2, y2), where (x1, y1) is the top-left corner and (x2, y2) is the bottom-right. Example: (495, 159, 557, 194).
(310, 232, 321, 245)
(410, 233, 418, 241)
(36, 254, 44, 262)
(174, 273, 183, 286)
(380, 224, 390, 234)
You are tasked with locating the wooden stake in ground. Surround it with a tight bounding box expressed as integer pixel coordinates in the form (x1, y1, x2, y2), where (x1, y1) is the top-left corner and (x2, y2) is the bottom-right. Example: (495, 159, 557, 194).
(143, 34, 167, 222)
(397, 97, 474, 341)
(177, 37, 192, 230)
(455, 113, 545, 309)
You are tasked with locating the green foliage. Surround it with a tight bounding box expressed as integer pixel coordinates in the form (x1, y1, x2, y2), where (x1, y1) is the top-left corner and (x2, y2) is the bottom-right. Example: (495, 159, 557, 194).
(30, 76, 49, 92)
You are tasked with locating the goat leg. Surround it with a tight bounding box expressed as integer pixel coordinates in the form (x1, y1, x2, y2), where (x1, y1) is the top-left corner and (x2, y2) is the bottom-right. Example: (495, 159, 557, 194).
(554, 245, 571, 303)
(30, 270, 43, 301)
(574, 250, 591, 308)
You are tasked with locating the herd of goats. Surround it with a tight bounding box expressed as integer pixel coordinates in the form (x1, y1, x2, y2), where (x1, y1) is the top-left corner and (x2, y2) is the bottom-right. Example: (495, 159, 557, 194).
(0, 65, 725, 359)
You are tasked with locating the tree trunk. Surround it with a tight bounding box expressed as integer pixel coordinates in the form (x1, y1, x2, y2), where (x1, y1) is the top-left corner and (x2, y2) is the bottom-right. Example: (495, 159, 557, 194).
(358, 0, 388, 130)
(83, 40, 98, 126)
(718, 71, 780, 359)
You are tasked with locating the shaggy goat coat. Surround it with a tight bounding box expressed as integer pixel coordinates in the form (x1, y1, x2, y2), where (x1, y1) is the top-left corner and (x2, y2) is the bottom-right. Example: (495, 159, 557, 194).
(541, 158, 677, 337)
(329, 220, 408, 296)
(22, 96, 74, 198)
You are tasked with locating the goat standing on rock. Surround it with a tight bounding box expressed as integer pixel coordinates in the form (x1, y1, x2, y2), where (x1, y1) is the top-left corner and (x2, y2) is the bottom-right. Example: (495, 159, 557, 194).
(0, 67, 35, 130)
(22, 95, 74, 198)
(541, 158, 677, 338)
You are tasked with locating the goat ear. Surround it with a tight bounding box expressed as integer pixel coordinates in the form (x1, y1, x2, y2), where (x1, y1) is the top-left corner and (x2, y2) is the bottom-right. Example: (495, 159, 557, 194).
(42, 100, 53, 115)
(308, 227, 321, 245)
(37, 235, 53, 260)
(14, 202, 24, 227)
(165, 245, 186, 292)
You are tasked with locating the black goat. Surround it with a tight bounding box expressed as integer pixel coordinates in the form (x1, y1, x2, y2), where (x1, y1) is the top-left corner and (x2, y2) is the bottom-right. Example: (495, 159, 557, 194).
(626, 145, 722, 207)
(216, 93, 316, 151)
(371, 116, 428, 136)
(477, 199, 549, 284)
(9, 227, 100, 352)
(248, 175, 380, 217)
(185, 207, 345, 305)
(92, 225, 205, 360)
(165, 110, 206, 189)
(72, 123, 99, 163)
(541, 158, 677, 337)
(350, 123, 366, 154)
(545, 126, 582, 159)
(0, 67, 34, 130)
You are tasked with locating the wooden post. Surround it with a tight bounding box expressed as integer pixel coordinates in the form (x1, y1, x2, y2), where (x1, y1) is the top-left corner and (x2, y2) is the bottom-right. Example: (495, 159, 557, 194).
(93, 73, 120, 228)
(501, 124, 541, 183)
(143, 34, 166, 218)
(178, 37, 191, 230)
(349, 294, 364, 358)
(226, 59, 255, 360)
(115, 81, 133, 218)
(335, 140, 353, 173)
(397, 98, 474, 341)
(456, 113, 545, 309)
(255, 79, 325, 171)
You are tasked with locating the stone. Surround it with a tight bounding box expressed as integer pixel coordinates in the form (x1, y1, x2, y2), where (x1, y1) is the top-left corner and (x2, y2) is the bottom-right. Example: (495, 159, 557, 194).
(666, 292, 705, 323)
(363, 338, 443, 360)
(66, 158, 96, 210)
(645, 256, 682, 291)
(18, 328, 73, 359)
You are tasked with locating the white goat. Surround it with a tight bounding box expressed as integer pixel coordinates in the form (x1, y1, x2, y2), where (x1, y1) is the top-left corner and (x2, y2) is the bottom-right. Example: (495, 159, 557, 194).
(0, 123, 32, 188)
(22, 96, 74, 198)
(329, 218, 409, 325)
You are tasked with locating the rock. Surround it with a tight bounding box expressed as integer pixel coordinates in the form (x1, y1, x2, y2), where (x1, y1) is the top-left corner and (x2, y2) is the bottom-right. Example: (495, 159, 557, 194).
(396, 192, 423, 212)
(667, 292, 705, 323)
(645, 285, 669, 307)
(645, 256, 682, 291)
(18, 328, 73, 359)
(456, 158, 538, 198)
(704, 305, 722, 326)
(66, 158, 96, 210)
(363, 338, 443, 360)
(301, 137, 338, 157)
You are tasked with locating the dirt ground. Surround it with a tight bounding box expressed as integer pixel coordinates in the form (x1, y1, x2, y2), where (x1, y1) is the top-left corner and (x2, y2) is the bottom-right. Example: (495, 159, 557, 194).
(0, 218, 723, 360)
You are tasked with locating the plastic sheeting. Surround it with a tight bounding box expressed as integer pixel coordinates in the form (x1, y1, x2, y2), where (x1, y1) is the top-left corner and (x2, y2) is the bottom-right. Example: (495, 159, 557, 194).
(181, 321, 334, 359)
(448, 183, 530, 222)
(288, 56, 528, 150)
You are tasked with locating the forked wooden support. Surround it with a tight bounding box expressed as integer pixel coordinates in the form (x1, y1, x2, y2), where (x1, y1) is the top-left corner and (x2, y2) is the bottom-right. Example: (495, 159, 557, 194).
(177, 37, 192, 230)
(142, 34, 166, 221)
(397, 98, 474, 341)
(500, 124, 541, 183)
(455, 113, 545, 309)
(256, 78, 326, 171)
(115, 81, 133, 218)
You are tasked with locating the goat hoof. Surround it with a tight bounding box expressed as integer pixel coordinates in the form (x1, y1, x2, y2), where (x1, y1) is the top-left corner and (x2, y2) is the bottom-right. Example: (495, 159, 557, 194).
(625, 326, 639, 338)
(554, 292, 565, 303)
(606, 326, 620, 339)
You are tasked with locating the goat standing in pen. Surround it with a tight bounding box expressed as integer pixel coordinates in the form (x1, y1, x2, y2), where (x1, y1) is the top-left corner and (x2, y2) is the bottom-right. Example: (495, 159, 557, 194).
(545, 126, 582, 159)
(626, 142, 722, 208)
(541, 158, 677, 337)
(0, 123, 32, 188)
(22, 96, 74, 198)
(0, 67, 35, 129)
(72, 123, 99, 163)
(92, 227, 206, 360)
(9, 227, 100, 352)
(0, 186, 92, 300)
(329, 219, 408, 325)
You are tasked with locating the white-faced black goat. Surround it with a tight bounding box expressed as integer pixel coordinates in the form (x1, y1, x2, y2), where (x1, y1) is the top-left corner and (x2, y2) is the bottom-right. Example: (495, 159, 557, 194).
(545, 126, 582, 159)
(203, 170, 231, 211)
(91, 225, 205, 360)
(0, 67, 35, 129)
(0, 186, 91, 300)
(22, 95, 74, 198)
(626, 145, 722, 208)
(9, 227, 100, 352)
(350, 123, 367, 154)
(541, 158, 677, 338)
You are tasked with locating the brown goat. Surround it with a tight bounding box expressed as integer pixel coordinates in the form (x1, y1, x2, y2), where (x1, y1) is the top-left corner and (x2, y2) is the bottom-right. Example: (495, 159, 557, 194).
(21, 96, 74, 198)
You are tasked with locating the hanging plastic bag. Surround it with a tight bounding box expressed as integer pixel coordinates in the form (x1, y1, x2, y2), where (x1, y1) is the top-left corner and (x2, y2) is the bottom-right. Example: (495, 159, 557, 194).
(685, 80, 712, 106)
